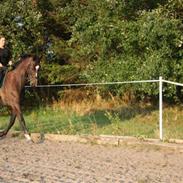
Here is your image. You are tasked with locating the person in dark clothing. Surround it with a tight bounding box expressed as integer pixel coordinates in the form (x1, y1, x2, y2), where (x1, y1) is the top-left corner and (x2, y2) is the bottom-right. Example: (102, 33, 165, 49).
(0, 35, 12, 83)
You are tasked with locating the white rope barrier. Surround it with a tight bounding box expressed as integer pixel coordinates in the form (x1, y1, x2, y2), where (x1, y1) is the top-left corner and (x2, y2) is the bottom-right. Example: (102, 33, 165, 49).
(163, 79, 183, 87)
(25, 79, 159, 88)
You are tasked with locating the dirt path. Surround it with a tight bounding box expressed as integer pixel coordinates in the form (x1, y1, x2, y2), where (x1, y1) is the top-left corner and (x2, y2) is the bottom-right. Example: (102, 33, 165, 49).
(0, 137, 183, 183)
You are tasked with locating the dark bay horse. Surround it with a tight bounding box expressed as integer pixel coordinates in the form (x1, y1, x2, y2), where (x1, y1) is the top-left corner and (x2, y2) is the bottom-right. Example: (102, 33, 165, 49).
(0, 55, 40, 141)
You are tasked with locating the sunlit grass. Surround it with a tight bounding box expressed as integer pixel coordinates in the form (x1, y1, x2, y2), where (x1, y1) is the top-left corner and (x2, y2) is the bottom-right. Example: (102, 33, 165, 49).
(0, 99, 183, 139)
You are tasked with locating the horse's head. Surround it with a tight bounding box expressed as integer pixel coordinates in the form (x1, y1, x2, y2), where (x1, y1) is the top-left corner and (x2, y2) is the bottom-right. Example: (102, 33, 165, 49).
(27, 55, 41, 87)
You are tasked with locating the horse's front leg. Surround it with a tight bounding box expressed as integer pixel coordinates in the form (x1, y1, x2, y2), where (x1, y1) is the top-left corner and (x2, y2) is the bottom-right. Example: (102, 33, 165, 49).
(0, 113, 16, 137)
(13, 105, 32, 142)
(18, 113, 32, 141)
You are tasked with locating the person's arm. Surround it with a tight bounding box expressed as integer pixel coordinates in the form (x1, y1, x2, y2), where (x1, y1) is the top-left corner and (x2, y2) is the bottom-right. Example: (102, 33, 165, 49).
(0, 49, 3, 67)
(7, 48, 13, 66)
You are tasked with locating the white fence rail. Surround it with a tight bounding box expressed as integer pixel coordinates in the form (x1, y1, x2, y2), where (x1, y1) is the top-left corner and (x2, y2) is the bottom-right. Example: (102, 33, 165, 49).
(25, 79, 159, 88)
(25, 77, 183, 140)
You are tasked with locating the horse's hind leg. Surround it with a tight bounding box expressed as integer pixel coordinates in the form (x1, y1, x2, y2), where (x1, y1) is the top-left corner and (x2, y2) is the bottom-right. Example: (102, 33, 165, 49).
(0, 113, 16, 137)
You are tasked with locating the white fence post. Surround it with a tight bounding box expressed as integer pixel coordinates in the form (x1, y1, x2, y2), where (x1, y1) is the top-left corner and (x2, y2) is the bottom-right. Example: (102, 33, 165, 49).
(159, 76, 163, 140)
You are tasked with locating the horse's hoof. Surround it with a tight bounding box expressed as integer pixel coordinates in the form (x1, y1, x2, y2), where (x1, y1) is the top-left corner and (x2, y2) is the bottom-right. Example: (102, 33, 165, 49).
(24, 133, 31, 140)
(24, 134, 34, 143)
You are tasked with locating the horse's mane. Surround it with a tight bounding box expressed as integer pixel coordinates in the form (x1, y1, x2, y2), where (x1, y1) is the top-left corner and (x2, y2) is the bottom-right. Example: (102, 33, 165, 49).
(13, 54, 40, 69)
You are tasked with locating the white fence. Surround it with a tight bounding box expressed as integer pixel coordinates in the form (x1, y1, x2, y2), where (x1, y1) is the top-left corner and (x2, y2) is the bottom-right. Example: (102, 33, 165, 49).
(26, 76, 183, 140)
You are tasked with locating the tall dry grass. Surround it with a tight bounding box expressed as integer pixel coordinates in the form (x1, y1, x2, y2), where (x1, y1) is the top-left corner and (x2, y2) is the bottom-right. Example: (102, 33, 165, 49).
(53, 88, 141, 115)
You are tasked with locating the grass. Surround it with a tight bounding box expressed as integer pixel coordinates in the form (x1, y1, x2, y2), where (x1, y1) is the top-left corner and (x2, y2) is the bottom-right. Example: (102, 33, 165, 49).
(0, 97, 183, 139)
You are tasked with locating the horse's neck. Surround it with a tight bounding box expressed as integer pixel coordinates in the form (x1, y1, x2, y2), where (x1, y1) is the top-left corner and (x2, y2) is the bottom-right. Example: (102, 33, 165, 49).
(14, 60, 30, 88)
(15, 60, 29, 75)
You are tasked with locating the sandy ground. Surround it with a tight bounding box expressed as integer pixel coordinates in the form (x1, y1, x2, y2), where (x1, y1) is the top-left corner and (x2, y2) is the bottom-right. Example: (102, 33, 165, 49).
(0, 137, 183, 183)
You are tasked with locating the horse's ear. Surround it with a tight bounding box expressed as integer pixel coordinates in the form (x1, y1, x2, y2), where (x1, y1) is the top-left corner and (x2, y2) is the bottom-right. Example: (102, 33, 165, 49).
(33, 55, 42, 64)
